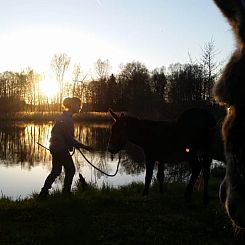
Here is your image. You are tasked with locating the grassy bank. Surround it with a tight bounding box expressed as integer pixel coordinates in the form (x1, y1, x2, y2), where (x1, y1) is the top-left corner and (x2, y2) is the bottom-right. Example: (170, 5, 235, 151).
(0, 178, 244, 245)
(1, 111, 113, 122)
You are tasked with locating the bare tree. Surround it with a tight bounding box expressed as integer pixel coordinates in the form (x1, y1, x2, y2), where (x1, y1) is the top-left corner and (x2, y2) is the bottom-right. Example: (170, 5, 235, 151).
(199, 39, 220, 102)
(51, 53, 71, 111)
(72, 63, 87, 99)
(25, 69, 40, 111)
(94, 59, 110, 80)
(72, 63, 82, 97)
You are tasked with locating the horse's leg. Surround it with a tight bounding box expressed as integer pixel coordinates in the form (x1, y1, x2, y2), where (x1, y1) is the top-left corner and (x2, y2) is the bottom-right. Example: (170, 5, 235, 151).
(202, 156, 212, 205)
(157, 162, 164, 193)
(185, 157, 202, 202)
(143, 157, 154, 196)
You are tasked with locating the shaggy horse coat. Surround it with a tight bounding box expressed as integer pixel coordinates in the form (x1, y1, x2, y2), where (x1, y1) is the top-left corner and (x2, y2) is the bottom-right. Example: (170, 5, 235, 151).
(213, 0, 245, 228)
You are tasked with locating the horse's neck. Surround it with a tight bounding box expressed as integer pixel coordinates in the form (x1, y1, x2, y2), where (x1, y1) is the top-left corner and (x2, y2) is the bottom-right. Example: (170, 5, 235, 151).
(125, 117, 144, 147)
(126, 118, 177, 148)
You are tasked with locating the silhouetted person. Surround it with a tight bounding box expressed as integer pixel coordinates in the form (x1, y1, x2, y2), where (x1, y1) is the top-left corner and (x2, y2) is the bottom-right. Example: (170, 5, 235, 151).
(39, 97, 93, 198)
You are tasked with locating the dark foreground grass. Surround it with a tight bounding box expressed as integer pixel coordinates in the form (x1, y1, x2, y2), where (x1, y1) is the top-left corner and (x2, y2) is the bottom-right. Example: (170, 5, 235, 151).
(0, 178, 244, 245)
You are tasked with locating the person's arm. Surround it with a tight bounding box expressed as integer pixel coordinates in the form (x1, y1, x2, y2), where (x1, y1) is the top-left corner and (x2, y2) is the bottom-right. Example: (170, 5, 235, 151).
(57, 120, 93, 151)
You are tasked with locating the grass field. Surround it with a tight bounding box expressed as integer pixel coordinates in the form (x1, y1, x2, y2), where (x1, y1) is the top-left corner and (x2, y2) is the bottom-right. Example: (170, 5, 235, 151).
(0, 178, 245, 245)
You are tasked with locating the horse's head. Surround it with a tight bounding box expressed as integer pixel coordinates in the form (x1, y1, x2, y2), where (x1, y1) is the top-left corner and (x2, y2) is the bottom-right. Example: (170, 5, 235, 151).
(213, 0, 245, 229)
(108, 109, 128, 154)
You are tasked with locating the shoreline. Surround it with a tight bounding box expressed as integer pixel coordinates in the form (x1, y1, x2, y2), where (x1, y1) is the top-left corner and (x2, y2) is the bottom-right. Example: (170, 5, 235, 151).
(0, 111, 113, 122)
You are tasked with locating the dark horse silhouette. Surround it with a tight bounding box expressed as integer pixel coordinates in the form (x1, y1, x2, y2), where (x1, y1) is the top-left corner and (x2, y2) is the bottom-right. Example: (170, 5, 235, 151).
(108, 108, 216, 204)
(213, 0, 245, 228)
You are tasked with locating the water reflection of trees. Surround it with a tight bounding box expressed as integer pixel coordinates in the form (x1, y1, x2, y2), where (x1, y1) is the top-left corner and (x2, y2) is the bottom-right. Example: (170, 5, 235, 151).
(0, 122, 124, 172)
(75, 123, 111, 151)
(117, 143, 190, 182)
(75, 123, 146, 177)
(164, 162, 190, 183)
(120, 144, 190, 182)
(0, 122, 192, 183)
(121, 144, 145, 175)
(0, 122, 52, 169)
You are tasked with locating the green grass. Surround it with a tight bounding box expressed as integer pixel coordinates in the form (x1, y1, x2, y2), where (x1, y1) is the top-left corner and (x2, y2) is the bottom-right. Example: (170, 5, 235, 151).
(0, 178, 244, 245)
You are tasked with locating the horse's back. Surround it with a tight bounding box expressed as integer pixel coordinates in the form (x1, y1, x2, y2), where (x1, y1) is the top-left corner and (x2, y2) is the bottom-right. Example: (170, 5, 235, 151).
(131, 108, 217, 161)
(177, 108, 216, 130)
(177, 108, 216, 150)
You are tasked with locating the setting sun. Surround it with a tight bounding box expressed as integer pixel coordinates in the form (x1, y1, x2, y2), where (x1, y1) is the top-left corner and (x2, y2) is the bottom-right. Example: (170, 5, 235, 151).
(39, 79, 59, 100)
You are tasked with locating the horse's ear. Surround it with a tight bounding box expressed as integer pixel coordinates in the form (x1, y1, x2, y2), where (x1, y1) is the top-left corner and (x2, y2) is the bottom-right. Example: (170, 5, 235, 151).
(108, 108, 119, 121)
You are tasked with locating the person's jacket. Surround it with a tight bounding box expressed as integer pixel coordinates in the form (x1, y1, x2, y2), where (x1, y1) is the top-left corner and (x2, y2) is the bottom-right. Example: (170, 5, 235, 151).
(49, 111, 81, 153)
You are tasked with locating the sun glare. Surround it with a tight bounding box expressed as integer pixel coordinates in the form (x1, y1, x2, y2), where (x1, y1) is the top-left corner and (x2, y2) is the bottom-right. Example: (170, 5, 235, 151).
(0, 28, 130, 74)
(39, 79, 59, 100)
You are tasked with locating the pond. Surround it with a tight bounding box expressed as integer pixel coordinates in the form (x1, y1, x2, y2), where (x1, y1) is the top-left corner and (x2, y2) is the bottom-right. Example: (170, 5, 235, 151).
(0, 121, 148, 200)
(0, 121, 212, 200)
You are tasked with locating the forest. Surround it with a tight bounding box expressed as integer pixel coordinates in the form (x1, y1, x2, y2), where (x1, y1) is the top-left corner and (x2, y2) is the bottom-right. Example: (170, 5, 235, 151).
(0, 40, 222, 118)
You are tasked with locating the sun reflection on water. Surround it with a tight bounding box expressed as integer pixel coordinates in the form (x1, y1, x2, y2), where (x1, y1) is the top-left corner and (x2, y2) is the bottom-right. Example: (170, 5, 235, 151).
(0, 122, 145, 200)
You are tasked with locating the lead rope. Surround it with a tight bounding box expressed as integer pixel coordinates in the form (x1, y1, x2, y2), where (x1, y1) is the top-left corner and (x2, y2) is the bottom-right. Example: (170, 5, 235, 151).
(77, 148, 121, 177)
(37, 142, 121, 177)
(37, 142, 75, 156)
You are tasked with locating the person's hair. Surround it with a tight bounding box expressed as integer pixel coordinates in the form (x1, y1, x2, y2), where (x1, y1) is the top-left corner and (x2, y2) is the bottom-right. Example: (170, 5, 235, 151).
(63, 97, 81, 109)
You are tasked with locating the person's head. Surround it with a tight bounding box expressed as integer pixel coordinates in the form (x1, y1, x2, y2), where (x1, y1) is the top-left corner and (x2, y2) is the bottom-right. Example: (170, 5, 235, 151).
(63, 97, 82, 114)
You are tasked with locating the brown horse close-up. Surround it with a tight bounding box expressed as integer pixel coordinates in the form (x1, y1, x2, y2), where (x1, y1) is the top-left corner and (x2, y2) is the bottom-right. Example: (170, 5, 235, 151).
(108, 108, 219, 205)
(213, 0, 245, 229)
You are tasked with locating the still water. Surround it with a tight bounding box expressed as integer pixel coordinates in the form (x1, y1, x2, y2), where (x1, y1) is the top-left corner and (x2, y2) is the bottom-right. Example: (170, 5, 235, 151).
(0, 121, 147, 200)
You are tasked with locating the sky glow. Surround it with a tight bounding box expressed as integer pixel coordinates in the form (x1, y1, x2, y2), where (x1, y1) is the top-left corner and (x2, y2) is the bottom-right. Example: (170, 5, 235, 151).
(0, 0, 234, 77)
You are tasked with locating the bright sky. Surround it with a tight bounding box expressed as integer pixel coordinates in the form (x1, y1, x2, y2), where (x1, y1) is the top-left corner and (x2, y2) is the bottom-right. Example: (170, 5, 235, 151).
(0, 0, 235, 76)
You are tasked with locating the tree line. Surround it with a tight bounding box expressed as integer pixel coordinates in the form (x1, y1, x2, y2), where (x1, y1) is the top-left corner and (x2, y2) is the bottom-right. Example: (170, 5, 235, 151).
(0, 40, 221, 115)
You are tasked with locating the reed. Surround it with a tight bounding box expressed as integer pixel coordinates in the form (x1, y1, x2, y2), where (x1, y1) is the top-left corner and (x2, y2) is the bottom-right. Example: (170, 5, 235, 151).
(1, 111, 113, 122)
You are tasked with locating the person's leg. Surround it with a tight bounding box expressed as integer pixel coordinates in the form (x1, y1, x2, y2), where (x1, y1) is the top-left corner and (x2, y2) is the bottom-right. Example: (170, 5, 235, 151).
(39, 152, 62, 196)
(62, 151, 76, 195)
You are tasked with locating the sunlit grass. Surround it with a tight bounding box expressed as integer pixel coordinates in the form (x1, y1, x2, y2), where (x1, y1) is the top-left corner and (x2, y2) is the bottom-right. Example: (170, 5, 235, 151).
(4, 111, 113, 122)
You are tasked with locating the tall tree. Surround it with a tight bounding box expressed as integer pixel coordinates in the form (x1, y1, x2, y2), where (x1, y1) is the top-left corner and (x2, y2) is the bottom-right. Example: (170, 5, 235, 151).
(199, 39, 220, 102)
(105, 73, 118, 109)
(118, 61, 151, 112)
(167, 63, 203, 104)
(150, 67, 167, 103)
(72, 63, 87, 99)
(94, 59, 110, 80)
(51, 53, 71, 111)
